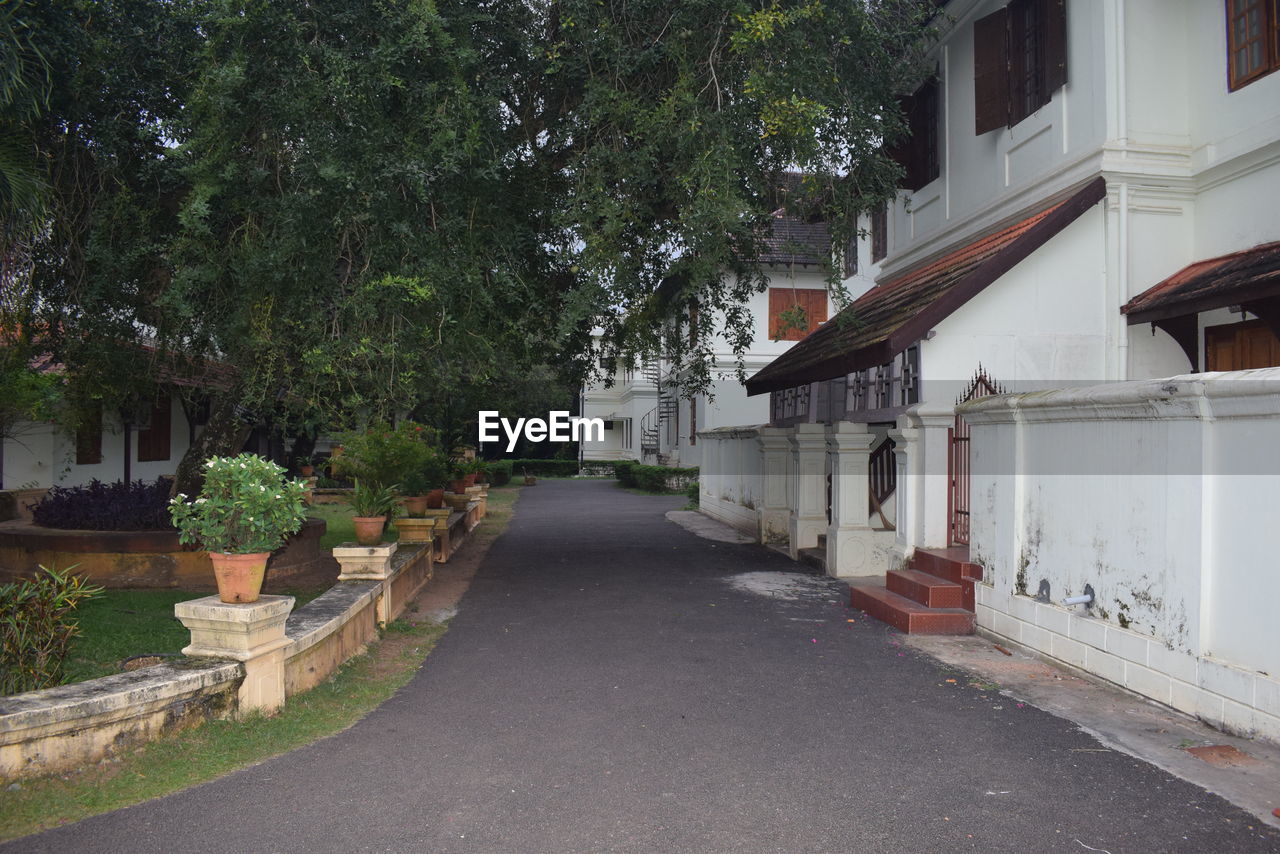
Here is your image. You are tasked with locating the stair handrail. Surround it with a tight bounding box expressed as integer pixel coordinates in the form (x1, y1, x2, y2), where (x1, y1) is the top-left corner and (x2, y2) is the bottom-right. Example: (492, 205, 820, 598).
(869, 437, 896, 530)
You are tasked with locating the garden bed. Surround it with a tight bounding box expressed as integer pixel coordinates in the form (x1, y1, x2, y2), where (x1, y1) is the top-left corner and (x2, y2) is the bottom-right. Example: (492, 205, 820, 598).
(0, 518, 335, 590)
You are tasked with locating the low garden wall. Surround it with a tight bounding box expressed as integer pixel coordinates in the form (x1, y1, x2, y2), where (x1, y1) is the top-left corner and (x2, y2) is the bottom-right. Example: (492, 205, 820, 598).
(0, 493, 485, 782)
(0, 518, 334, 589)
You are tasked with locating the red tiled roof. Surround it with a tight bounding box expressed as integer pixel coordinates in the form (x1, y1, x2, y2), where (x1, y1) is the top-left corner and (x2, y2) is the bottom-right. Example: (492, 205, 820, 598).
(1122, 241, 1280, 324)
(745, 177, 1107, 396)
(759, 214, 831, 267)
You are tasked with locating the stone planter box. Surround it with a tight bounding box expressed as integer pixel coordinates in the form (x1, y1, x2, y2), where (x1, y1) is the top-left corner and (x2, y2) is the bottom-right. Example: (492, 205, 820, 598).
(0, 517, 333, 590)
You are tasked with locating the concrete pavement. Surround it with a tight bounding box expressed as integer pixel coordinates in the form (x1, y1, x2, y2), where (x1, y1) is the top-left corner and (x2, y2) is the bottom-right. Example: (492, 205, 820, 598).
(7, 479, 1279, 853)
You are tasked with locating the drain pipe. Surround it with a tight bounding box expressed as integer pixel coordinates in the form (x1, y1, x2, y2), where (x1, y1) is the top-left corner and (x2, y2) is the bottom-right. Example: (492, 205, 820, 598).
(1063, 584, 1096, 607)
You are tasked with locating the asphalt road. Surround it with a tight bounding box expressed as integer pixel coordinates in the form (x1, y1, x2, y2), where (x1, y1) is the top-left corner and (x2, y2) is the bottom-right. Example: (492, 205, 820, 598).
(9, 479, 1279, 853)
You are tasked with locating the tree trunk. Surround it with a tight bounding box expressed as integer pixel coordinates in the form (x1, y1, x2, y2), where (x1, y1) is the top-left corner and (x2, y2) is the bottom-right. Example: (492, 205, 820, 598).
(172, 394, 254, 497)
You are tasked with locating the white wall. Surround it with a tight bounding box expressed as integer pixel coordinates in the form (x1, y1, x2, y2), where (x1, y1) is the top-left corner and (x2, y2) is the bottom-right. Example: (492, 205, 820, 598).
(963, 368, 1280, 742)
(882, 0, 1109, 277)
(2, 395, 194, 489)
(697, 427, 765, 536)
(921, 205, 1110, 395)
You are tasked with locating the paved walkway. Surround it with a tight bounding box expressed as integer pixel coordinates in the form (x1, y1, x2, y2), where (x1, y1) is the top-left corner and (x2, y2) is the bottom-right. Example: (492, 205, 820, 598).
(9, 480, 1280, 853)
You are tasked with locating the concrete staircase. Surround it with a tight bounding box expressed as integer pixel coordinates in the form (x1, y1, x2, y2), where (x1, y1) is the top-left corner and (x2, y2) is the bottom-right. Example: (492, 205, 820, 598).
(848, 546, 979, 634)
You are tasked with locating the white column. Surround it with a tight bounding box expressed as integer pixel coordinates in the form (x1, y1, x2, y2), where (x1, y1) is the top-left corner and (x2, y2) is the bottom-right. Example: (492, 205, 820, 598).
(825, 423, 881, 577)
(757, 427, 793, 545)
(789, 423, 828, 555)
(888, 416, 919, 569)
(913, 404, 957, 549)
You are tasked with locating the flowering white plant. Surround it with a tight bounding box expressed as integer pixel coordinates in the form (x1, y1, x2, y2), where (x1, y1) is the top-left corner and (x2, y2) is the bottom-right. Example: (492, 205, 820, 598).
(169, 453, 308, 553)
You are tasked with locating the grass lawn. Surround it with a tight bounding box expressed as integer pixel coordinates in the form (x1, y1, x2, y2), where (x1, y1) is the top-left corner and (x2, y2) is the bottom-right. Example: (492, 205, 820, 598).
(66, 586, 328, 683)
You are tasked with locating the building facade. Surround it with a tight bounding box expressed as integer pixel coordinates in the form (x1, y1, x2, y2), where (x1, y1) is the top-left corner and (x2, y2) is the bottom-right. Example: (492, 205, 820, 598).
(700, 0, 1280, 740)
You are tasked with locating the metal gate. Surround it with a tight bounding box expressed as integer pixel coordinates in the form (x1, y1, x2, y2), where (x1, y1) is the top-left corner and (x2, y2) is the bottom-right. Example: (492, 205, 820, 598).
(948, 368, 1004, 546)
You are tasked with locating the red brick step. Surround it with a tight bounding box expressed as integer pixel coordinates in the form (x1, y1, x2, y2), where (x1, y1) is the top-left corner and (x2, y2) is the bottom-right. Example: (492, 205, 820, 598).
(849, 581, 975, 635)
(886, 568, 965, 609)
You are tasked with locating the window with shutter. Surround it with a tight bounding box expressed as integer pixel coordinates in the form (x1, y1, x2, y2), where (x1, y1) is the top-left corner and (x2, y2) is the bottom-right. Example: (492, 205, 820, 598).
(1226, 0, 1280, 90)
(974, 0, 1068, 133)
(136, 395, 172, 462)
(871, 204, 888, 262)
(973, 8, 1010, 134)
(75, 407, 103, 466)
(889, 77, 941, 192)
(768, 288, 829, 341)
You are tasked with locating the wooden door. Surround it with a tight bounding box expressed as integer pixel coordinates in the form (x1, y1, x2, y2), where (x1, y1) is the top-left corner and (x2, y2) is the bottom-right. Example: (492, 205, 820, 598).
(1205, 320, 1280, 371)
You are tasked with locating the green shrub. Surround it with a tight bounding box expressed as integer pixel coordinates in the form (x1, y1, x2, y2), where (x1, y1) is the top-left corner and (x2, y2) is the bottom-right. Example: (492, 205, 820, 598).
(505, 458, 581, 477)
(614, 460, 638, 487)
(170, 454, 310, 553)
(1, 565, 104, 695)
(332, 421, 442, 490)
(486, 460, 513, 486)
(684, 479, 700, 507)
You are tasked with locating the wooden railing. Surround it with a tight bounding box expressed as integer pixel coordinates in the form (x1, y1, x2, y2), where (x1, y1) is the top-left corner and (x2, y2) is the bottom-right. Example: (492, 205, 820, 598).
(868, 437, 896, 529)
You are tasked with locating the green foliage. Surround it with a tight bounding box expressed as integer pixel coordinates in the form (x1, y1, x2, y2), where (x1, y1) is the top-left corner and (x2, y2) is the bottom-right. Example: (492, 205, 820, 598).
(169, 454, 309, 554)
(684, 478, 700, 508)
(14, 0, 939, 459)
(333, 422, 440, 492)
(614, 460, 638, 488)
(0, 344, 61, 440)
(349, 479, 400, 519)
(485, 460, 513, 487)
(506, 458, 581, 478)
(610, 460, 698, 492)
(0, 565, 103, 695)
(399, 447, 450, 496)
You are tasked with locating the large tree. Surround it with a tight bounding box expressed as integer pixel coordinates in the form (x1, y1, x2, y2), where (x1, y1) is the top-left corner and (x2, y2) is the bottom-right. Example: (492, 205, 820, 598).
(11, 0, 938, 490)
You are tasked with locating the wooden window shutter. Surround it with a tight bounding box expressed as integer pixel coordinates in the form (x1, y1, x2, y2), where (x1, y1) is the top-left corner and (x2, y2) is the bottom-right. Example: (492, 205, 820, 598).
(1044, 0, 1068, 91)
(974, 7, 1010, 134)
(75, 407, 103, 466)
(769, 288, 827, 341)
(886, 92, 916, 185)
(136, 395, 172, 462)
(804, 289, 829, 331)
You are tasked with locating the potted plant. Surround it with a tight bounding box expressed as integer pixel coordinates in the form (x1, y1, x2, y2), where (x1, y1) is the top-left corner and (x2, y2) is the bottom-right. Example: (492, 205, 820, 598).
(448, 460, 469, 494)
(295, 455, 316, 478)
(349, 478, 399, 546)
(169, 454, 309, 604)
(399, 447, 449, 514)
(466, 458, 489, 487)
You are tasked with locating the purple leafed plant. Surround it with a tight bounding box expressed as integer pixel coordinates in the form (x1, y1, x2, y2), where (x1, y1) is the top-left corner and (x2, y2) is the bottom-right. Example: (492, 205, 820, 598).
(30, 479, 175, 531)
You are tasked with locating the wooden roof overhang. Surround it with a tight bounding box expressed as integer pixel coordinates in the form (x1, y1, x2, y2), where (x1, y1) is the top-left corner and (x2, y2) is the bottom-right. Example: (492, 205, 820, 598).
(745, 176, 1108, 396)
(1121, 241, 1280, 369)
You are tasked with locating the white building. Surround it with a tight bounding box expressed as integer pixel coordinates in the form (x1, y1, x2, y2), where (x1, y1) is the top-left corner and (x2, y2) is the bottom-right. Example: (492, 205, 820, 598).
(579, 208, 838, 468)
(700, 0, 1280, 740)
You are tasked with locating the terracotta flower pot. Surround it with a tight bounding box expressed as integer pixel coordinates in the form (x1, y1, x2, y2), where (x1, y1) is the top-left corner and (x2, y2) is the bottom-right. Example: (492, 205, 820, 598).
(299, 465, 315, 477)
(426, 488, 445, 509)
(209, 551, 270, 604)
(401, 495, 429, 516)
(449, 479, 467, 493)
(352, 515, 387, 546)
(463, 473, 477, 487)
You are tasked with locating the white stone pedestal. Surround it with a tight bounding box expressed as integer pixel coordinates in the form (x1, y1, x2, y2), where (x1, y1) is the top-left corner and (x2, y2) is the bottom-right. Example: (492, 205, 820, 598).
(174, 595, 295, 715)
(333, 542, 398, 581)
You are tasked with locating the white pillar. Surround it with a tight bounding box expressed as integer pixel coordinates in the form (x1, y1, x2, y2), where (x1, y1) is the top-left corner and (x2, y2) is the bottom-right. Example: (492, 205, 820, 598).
(825, 422, 881, 577)
(789, 423, 828, 555)
(757, 427, 793, 545)
(888, 416, 919, 569)
(333, 543, 398, 624)
(908, 404, 956, 549)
